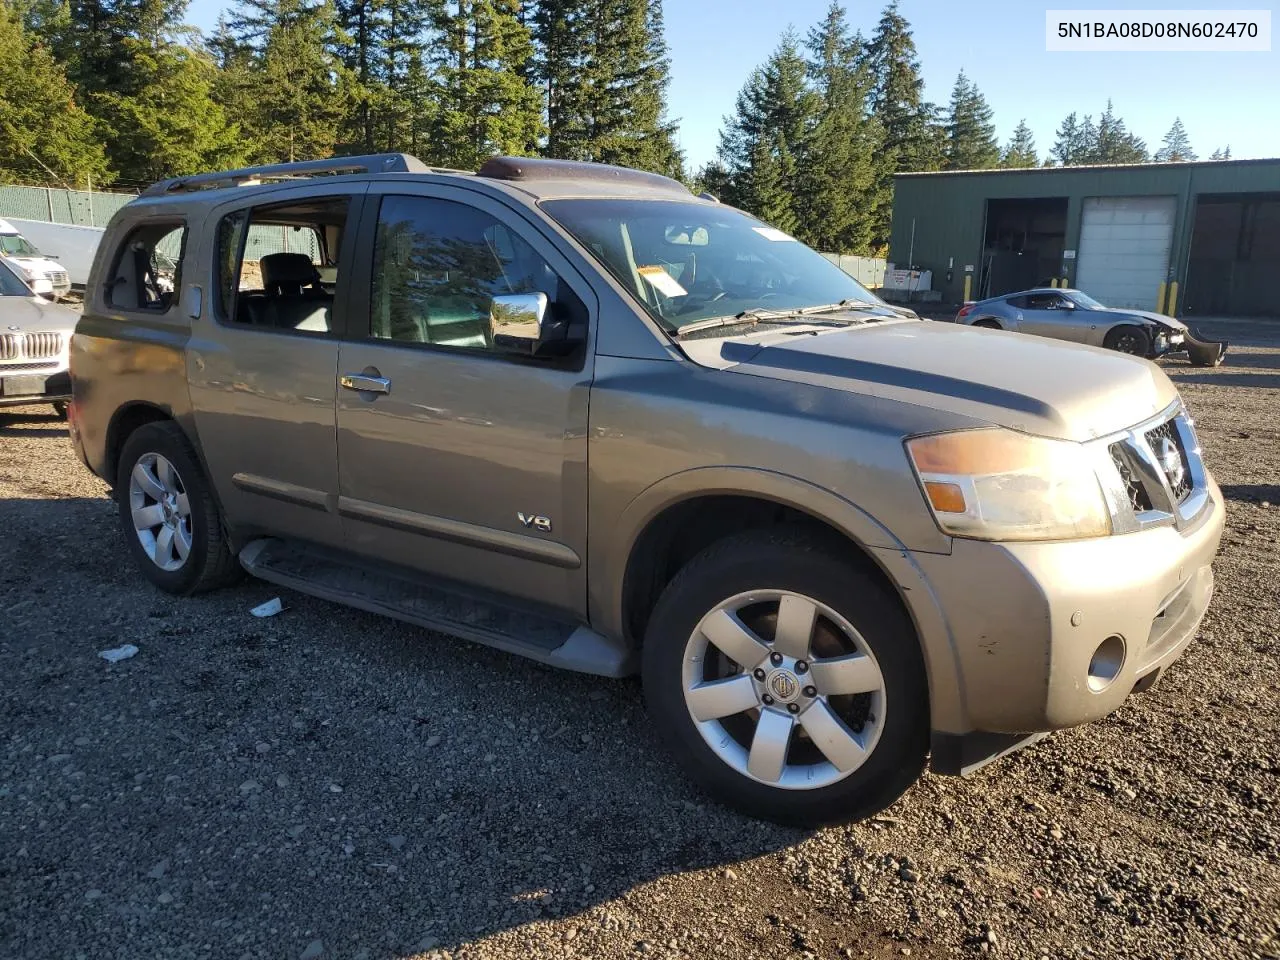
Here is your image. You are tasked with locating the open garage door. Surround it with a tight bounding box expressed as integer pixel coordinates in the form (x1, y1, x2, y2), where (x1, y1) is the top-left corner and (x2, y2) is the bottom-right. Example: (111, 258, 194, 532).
(1075, 196, 1176, 310)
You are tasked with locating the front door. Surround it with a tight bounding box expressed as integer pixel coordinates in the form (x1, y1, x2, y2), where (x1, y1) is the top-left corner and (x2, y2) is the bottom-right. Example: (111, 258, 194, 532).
(335, 185, 596, 618)
(186, 183, 366, 547)
(1013, 291, 1088, 343)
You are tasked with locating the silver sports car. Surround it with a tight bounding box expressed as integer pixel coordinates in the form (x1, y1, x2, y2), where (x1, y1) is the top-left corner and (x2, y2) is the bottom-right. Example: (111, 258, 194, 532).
(954, 288, 1226, 366)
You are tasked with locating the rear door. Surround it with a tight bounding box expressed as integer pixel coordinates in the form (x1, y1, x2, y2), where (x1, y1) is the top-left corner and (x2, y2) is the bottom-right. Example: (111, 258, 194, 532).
(186, 183, 367, 548)
(334, 183, 596, 618)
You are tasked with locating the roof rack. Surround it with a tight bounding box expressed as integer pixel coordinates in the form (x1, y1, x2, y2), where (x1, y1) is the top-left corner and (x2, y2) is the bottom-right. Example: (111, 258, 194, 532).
(139, 153, 458, 197)
(476, 156, 691, 195)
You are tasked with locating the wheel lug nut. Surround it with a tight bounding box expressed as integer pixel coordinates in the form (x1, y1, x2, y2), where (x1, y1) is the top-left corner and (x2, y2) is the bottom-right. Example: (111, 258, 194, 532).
(795, 660, 808, 674)
(753, 668, 766, 681)
(769, 652, 783, 666)
(786, 703, 799, 714)
(803, 686, 817, 698)
(761, 694, 774, 705)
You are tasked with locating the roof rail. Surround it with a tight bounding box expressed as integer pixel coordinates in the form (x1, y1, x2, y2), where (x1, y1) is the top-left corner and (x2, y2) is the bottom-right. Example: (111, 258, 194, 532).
(476, 156, 691, 195)
(140, 153, 445, 197)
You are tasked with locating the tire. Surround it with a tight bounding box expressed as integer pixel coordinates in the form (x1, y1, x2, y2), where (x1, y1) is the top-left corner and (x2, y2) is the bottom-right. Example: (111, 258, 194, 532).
(641, 527, 930, 827)
(51, 401, 68, 419)
(1103, 324, 1151, 357)
(972, 318, 1001, 329)
(115, 421, 241, 595)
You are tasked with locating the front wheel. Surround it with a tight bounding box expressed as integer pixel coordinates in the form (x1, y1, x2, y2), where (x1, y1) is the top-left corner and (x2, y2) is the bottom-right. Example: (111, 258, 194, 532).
(1104, 324, 1152, 356)
(642, 529, 929, 826)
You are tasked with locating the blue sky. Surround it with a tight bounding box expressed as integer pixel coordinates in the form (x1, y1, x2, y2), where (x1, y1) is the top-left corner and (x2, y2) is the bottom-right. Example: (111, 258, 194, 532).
(184, 0, 1278, 170)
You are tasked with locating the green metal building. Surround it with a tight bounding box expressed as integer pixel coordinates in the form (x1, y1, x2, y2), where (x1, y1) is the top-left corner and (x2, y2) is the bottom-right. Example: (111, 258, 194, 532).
(888, 158, 1280, 317)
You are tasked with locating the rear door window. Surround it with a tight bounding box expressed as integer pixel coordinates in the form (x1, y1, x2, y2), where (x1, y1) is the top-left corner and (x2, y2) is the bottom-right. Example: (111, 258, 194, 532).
(108, 222, 187, 312)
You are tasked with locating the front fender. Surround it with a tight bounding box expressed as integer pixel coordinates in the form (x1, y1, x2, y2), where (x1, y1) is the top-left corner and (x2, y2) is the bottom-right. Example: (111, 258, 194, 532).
(593, 465, 969, 732)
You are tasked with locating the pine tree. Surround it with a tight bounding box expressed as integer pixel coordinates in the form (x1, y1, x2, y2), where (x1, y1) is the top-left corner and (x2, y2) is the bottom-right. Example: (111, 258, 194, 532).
(1001, 119, 1038, 167)
(222, 0, 356, 163)
(714, 30, 817, 229)
(98, 41, 247, 180)
(795, 2, 877, 253)
(865, 0, 935, 247)
(532, 0, 585, 157)
(1154, 118, 1196, 162)
(944, 70, 998, 170)
(429, 0, 544, 169)
(0, 1, 110, 185)
(1049, 112, 1082, 165)
(1209, 145, 1232, 161)
(1091, 99, 1147, 163)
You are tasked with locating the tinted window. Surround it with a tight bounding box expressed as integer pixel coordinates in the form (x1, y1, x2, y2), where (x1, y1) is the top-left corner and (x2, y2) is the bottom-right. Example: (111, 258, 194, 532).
(108, 222, 186, 312)
(1025, 293, 1070, 310)
(370, 195, 569, 353)
(541, 198, 882, 331)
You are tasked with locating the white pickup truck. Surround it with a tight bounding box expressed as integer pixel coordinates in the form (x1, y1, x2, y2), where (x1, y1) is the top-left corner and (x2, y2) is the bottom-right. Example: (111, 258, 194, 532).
(0, 218, 99, 299)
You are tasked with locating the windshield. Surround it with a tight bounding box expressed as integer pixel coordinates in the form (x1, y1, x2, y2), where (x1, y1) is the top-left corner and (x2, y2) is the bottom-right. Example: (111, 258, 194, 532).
(1069, 291, 1106, 310)
(0, 233, 41, 257)
(541, 199, 882, 331)
(0, 257, 31, 297)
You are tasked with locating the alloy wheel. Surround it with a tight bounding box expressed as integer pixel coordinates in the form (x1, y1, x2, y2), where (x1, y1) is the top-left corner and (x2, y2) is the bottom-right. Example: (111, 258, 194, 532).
(128, 452, 193, 572)
(681, 590, 887, 790)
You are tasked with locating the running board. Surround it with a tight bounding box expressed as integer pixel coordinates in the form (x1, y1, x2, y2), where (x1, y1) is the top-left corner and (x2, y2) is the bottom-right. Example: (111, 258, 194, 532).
(238, 539, 636, 678)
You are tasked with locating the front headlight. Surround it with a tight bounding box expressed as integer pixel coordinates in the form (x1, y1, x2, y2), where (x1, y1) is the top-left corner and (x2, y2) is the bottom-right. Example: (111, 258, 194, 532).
(906, 429, 1111, 541)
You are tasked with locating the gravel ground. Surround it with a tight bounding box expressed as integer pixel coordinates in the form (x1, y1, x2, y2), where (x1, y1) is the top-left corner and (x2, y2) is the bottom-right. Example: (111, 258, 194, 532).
(2, 322, 1278, 960)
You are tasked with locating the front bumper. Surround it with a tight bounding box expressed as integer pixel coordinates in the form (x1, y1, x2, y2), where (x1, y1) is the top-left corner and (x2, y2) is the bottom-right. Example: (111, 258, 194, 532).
(0, 369, 71, 407)
(915, 477, 1223, 750)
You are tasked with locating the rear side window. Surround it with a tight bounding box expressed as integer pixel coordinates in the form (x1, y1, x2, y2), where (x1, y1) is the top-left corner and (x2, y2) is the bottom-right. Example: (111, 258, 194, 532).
(215, 197, 351, 335)
(108, 222, 187, 312)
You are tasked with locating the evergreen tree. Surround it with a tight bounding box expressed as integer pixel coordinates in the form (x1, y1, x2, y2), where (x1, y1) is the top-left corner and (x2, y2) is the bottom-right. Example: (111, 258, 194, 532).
(1091, 99, 1147, 163)
(795, 2, 877, 252)
(223, 0, 356, 163)
(714, 30, 817, 229)
(430, 0, 544, 169)
(943, 70, 998, 170)
(98, 41, 247, 180)
(1154, 117, 1196, 162)
(1209, 145, 1232, 161)
(865, 0, 935, 247)
(1001, 118, 1037, 167)
(1049, 111, 1082, 165)
(0, 1, 109, 185)
(534, 0, 683, 178)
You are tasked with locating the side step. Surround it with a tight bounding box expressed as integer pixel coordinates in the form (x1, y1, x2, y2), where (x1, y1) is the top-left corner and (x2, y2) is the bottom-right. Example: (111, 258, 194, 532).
(239, 539, 636, 678)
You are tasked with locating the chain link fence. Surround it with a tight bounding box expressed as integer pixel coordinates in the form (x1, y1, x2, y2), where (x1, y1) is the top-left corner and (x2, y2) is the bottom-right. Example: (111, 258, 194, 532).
(0, 184, 137, 227)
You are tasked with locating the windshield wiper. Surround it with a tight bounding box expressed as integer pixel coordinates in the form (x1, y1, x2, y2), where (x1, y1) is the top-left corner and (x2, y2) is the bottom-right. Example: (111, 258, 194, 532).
(673, 308, 804, 337)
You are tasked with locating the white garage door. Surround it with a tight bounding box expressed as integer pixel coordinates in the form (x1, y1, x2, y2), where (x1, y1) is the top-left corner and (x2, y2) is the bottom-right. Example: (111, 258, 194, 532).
(1075, 196, 1176, 310)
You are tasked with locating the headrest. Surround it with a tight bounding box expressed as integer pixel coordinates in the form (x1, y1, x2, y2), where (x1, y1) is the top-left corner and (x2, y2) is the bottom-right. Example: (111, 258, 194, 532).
(260, 252, 320, 295)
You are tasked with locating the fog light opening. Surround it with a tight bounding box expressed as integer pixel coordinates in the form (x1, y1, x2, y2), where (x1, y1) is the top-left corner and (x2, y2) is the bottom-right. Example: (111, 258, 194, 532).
(1088, 635, 1126, 693)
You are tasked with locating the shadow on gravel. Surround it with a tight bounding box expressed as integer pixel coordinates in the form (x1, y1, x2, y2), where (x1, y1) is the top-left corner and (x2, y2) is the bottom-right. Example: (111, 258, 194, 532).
(0, 410, 66, 438)
(1219, 483, 1280, 505)
(1, 495, 812, 959)
(1170, 370, 1280, 389)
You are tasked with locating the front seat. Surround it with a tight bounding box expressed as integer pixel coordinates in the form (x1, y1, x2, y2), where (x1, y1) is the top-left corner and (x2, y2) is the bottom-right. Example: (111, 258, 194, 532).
(258, 252, 331, 332)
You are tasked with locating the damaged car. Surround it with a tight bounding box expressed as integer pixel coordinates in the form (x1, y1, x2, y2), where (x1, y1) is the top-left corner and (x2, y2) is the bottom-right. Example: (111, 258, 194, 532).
(955, 287, 1227, 366)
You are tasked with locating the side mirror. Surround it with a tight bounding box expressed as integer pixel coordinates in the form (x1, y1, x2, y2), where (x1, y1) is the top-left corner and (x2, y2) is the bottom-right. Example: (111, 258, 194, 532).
(490, 292, 584, 358)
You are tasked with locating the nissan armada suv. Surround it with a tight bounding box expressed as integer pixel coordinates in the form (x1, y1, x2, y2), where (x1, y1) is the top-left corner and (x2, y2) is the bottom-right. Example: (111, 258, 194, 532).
(68, 155, 1224, 826)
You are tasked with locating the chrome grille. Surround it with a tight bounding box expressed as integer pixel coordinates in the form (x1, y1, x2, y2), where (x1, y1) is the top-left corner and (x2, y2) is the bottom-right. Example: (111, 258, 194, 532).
(0, 360, 58, 372)
(0, 332, 64, 362)
(1110, 442, 1152, 513)
(48, 270, 68, 286)
(1145, 420, 1192, 502)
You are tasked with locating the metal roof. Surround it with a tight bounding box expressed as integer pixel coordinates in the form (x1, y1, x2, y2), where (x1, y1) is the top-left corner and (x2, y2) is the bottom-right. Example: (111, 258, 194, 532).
(896, 157, 1280, 179)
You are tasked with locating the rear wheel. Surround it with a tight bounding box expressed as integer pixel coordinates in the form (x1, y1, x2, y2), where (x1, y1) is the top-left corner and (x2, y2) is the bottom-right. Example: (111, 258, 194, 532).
(1104, 324, 1151, 356)
(972, 318, 1001, 329)
(116, 421, 241, 595)
(642, 528, 929, 826)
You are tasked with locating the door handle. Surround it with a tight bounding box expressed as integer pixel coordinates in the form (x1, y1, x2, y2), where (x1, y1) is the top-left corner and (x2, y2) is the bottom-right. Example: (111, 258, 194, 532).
(340, 373, 391, 394)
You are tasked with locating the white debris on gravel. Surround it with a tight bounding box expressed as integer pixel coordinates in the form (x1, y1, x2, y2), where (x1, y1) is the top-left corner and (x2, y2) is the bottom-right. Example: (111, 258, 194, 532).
(97, 644, 138, 663)
(250, 597, 284, 618)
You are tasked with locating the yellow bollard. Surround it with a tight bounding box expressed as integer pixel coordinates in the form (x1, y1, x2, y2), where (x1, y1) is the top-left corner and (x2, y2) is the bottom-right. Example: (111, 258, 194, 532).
(1049, 277, 1058, 288)
(963, 274, 971, 302)
(1166, 281, 1178, 317)
(1157, 282, 1167, 314)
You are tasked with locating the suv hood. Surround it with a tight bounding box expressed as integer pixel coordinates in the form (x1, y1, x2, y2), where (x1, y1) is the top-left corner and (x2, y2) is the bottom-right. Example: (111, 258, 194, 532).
(707, 319, 1178, 442)
(5, 255, 62, 274)
(0, 295, 80, 334)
